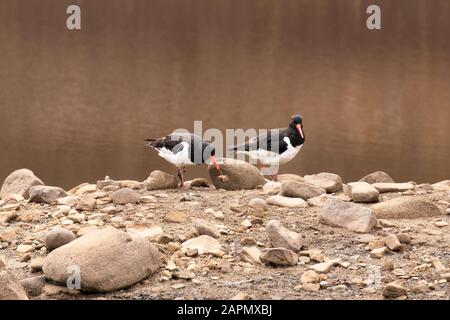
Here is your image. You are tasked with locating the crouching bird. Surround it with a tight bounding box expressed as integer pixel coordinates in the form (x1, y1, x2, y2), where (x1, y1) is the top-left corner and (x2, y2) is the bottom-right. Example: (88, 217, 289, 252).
(145, 132, 221, 188)
(229, 114, 305, 180)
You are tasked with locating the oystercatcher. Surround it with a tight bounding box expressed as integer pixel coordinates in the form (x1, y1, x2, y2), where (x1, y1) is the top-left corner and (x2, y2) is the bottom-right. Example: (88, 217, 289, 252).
(229, 114, 305, 180)
(145, 132, 221, 188)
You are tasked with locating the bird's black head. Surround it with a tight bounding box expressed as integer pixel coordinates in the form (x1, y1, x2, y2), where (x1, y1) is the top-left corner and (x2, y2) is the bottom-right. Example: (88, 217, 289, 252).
(289, 114, 305, 139)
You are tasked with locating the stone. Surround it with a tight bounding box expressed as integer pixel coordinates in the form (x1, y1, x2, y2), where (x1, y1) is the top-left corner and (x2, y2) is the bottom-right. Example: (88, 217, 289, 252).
(384, 234, 401, 251)
(181, 235, 223, 256)
(241, 219, 252, 228)
(164, 211, 189, 223)
(368, 239, 385, 250)
(57, 196, 79, 206)
(304, 173, 343, 193)
(280, 181, 325, 200)
(277, 174, 305, 183)
(434, 221, 448, 228)
(347, 182, 379, 203)
(75, 197, 97, 211)
(267, 195, 308, 208)
(266, 220, 302, 252)
(359, 171, 394, 184)
(383, 281, 407, 298)
(308, 259, 341, 273)
(20, 275, 46, 296)
(193, 219, 221, 238)
(43, 228, 161, 293)
(301, 270, 320, 284)
(45, 228, 76, 251)
(411, 280, 429, 293)
(302, 283, 320, 291)
(0, 169, 44, 199)
(260, 248, 298, 266)
(371, 197, 441, 219)
(430, 257, 447, 272)
(187, 178, 210, 188)
(17, 244, 34, 254)
(248, 198, 267, 210)
(320, 199, 377, 233)
(231, 292, 252, 300)
(372, 183, 415, 193)
(30, 258, 44, 272)
(262, 181, 281, 195)
(370, 247, 387, 259)
(383, 259, 395, 271)
(146, 170, 178, 190)
(240, 237, 257, 246)
(306, 194, 334, 207)
(0, 256, 29, 300)
(73, 184, 97, 195)
(355, 234, 376, 243)
(395, 233, 411, 244)
(118, 180, 143, 190)
(239, 246, 262, 264)
(431, 180, 450, 191)
(0, 228, 17, 243)
(208, 158, 265, 190)
(126, 224, 163, 239)
(110, 188, 140, 205)
(29, 186, 67, 204)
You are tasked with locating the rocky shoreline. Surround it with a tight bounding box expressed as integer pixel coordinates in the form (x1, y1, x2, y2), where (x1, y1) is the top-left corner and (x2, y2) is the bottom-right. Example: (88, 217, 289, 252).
(0, 165, 449, 300)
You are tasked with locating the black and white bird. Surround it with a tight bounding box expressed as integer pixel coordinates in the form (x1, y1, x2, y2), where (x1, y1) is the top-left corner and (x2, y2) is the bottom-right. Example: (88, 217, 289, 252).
(229, 114, 305, 180)
(145, 132, 221, 188)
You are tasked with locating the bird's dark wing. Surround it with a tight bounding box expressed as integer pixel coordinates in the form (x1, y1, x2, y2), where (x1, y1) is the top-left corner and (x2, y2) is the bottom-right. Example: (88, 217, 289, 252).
(229, 129, 288, 153)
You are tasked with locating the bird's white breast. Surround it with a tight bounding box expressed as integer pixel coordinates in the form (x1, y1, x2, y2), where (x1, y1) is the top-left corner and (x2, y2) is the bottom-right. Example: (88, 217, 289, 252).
(157, 142, 194, 167)
(238, 137, 302, 166)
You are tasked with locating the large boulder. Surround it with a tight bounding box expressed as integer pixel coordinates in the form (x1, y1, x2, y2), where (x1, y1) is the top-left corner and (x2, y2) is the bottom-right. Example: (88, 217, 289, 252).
(145, 170, 178, 190)
(208, 158, 265, 190)
(371, 197, 442, 219)
(320, 199, 377, 233)
(431, 180, 450, 191)
(266, 220, 303, 252)
(43, 228, 161, 293)
(29, 186, 67, 204)
(304, 173, 343, 193)
(0, 169, 44, 199)
(359, 171, 394, 184)
(0, 256, 29, 300)
(347, 182, 380, 203)
(277, 174, 305, 183)
(372, 182, 415, 193)
(280, 181, 325, 200)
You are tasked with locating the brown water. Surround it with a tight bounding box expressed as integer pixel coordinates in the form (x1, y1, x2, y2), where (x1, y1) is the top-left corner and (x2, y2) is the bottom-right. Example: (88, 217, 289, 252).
(1, 0, 449, 189)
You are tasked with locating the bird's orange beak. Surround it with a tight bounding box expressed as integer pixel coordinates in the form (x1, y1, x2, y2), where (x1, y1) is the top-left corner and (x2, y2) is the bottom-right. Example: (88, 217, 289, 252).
(296, 124, 304, 139)
(210, 155, 222, 173)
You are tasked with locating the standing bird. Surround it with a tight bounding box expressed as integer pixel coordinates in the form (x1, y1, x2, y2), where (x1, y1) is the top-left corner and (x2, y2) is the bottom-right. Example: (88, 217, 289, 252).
(145, 132, 221, 188)
(229, 114, 305, 180)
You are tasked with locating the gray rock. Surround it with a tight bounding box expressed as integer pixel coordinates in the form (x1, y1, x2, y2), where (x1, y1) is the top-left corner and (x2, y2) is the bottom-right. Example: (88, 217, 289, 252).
(383, 281, 407, 298)
(20, 275, 46, 296)
(372, 182, 414, 193)
(267, 195, 308, 208)
(110, 188, 140, 205)
(260, 248, 298, 266)
(29, 186, 67, 204)
(45, 228, 77, 251)
(208, 158, 265, 190)
(0, 256, 29, 300)
(280, 181, 326, 200)
(193, 219, 221, 238)
(43, 228, 161, 293)
(304, 173, 343, 193)
(320, 198, 377, 233)
(146, 170, 178, 190)
(0, 169, 44, 199)
(239, 246, 262, 264)
(266, 220, 303, 252)
(181, 235, 224, 256)
(248, 198, 268, 210)
(347, 182, 379, 203)
(277, 174, 305, 183)
(371, 197, 441, 219)
(359, 171, 394, 184)
(262, 181, 281, 195)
